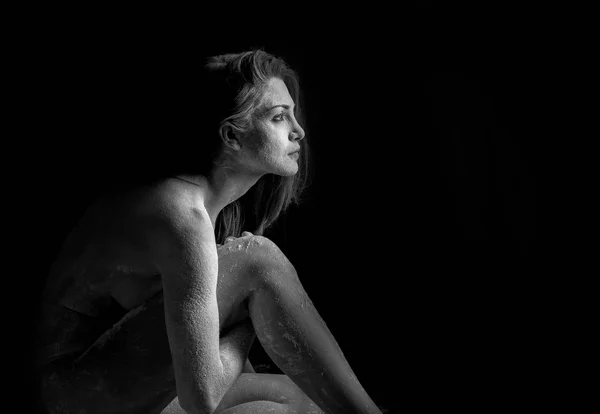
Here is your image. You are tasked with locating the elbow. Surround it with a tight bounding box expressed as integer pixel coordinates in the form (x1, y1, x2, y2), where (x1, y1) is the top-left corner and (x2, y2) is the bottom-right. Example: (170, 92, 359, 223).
(174, 365, 226, 414)
(178, 397, 216, 414)
(178, 392, 220, 414)
(178, 400, 216, 414)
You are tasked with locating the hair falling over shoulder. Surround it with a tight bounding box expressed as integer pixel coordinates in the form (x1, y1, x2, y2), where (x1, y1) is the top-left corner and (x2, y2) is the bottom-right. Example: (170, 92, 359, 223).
(94, 49, 312, 244)
(205, 49, 313, 243)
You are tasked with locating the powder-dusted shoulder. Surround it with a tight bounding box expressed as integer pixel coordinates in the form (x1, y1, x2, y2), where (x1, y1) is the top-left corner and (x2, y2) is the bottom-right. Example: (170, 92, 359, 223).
(114, 179, 215, 262)
(118, 177, 206, 220)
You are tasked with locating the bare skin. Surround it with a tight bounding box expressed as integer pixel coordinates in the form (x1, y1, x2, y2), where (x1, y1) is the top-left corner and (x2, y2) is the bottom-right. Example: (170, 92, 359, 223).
(38, 191, 380, 413)
(37, 77, 382, 413)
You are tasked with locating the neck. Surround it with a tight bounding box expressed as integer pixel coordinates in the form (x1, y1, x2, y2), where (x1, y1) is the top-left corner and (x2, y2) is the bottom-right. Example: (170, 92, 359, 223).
(176, 166, 263, 227)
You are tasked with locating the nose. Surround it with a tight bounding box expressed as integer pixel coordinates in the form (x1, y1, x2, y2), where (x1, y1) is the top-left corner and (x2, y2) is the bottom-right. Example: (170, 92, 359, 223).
(290, 120, 305, 142)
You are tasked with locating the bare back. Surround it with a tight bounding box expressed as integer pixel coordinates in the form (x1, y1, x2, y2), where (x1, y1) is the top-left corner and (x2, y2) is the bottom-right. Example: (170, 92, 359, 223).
(37, 184, 169, 365)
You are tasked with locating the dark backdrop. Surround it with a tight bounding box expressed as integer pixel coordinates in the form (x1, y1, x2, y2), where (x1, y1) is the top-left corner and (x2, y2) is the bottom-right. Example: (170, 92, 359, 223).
(22, 8, 545, 413)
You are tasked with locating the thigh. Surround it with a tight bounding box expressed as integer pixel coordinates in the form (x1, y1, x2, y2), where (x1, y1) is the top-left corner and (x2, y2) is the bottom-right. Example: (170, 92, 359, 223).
(215, 238, 267, 331)
(214, 373, 324, 414)
(215, 235, 296, 332)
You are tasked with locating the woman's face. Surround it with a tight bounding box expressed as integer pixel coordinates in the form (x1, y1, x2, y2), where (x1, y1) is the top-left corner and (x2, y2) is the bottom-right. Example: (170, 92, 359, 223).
(235, 77, 305, 177)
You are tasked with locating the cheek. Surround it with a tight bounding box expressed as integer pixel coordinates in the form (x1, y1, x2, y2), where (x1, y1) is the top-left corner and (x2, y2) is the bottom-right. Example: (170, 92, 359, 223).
(252, 124, 285, 156)
(256, 140, 282, 165)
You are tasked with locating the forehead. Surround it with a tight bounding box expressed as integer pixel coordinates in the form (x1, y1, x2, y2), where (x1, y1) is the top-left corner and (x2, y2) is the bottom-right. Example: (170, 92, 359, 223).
(259, 77, 294, 107)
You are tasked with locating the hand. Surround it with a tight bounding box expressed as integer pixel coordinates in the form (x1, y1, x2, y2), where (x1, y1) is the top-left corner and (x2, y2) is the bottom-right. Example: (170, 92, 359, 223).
(224, 231, 253, 244)
(217, 231, 254, 248)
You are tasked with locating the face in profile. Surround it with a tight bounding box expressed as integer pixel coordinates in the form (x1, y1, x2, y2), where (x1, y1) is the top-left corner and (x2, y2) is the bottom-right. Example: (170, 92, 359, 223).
(235, 77, 305, 177)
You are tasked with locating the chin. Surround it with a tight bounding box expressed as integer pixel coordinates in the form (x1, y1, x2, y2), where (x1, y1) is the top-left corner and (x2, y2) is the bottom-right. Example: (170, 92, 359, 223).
(276, 168, 298, 177)
(273, 163, 298, 177)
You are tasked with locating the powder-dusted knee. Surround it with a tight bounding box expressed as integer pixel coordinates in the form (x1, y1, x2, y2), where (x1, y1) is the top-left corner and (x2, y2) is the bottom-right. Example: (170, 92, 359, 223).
(220, 235, 283, 260)
(218, 235, 296, 281)
(243, 236, 297, 281)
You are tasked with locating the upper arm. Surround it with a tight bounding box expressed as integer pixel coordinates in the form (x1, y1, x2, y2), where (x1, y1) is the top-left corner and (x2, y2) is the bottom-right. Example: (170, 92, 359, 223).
(141, 186, 225, 412)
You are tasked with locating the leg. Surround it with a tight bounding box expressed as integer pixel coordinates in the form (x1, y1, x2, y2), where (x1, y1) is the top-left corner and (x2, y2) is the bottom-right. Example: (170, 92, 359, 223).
(163, 235, 381, 413)
(215, 374, 324, 414)
(162, 374, 324, 414)
(39, 235, 379, 413)
(209, 236, 381, 414)
(37, 237, 317, 414)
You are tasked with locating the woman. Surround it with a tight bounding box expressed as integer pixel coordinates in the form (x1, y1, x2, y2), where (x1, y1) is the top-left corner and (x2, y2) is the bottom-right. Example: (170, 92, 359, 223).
(37, 49, 382, 414)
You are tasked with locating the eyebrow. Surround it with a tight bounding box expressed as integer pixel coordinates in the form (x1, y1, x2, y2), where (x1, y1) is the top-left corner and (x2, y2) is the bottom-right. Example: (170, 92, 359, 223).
(266, 103, 295, 111)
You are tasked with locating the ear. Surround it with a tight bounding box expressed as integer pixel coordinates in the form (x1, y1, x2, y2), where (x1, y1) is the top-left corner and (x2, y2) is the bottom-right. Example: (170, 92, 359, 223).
(219, 122, 242, 151)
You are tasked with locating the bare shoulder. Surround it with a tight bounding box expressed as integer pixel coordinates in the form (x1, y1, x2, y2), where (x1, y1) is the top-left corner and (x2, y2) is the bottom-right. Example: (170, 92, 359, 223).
(117, 178, 214, 259)
(39, 178, 215, 317)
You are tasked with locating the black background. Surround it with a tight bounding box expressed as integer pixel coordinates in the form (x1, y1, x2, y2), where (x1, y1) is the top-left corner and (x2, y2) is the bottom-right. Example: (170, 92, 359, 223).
(17, 6, 551, 413)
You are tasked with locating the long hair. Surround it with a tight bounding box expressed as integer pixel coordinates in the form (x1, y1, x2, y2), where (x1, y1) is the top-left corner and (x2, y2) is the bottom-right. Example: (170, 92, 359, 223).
(187, 49, 312, 243)
(97, 49, 311, 243)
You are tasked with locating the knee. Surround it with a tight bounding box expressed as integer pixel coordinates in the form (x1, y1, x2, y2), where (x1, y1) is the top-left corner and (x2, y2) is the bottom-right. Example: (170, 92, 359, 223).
(223, 235, 286, 265)
(244, 236, 297, 285)
(247, 235, 285, 260)
(219, 235, 297, 286)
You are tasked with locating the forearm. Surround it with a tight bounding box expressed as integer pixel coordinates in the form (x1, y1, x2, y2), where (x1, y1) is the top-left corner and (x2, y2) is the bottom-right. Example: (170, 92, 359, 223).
(169, 310, 255, 414)
(165, 297, 225, 414)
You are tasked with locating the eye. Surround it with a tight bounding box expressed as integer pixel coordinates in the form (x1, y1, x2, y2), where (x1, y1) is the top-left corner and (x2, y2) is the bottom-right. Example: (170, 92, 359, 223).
(272, 112, 286, 122)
